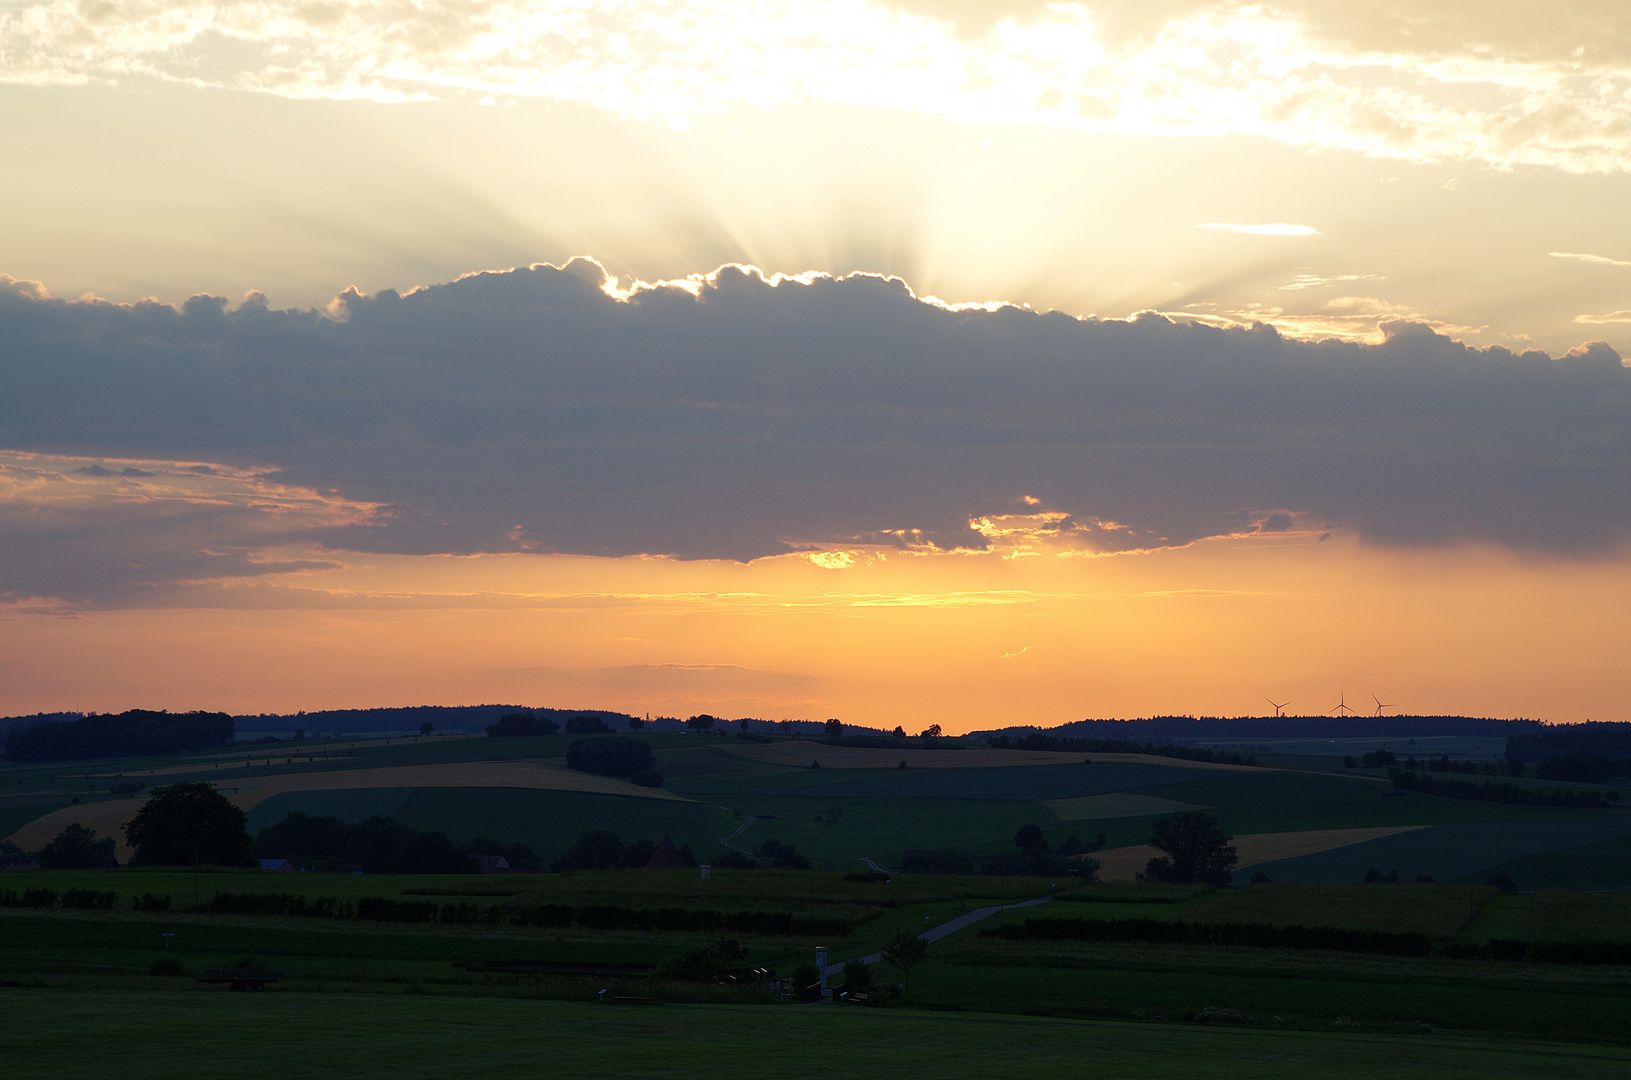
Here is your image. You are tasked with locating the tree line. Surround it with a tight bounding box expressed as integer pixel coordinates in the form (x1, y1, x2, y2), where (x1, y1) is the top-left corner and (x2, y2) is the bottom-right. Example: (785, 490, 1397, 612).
(3, 710, 235, 762)
(1388, 769, 1621, 808)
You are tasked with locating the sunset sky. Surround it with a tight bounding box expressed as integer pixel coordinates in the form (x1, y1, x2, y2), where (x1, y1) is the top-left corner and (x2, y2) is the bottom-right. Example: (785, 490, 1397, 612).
(3, 1, 1630, 729)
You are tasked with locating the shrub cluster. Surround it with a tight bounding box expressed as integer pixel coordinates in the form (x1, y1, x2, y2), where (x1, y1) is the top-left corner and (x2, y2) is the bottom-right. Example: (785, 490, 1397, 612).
(191, 890, 851, 935)
(982, 916, 1431, 957)
(548, 830, 693, 871)
(563, 735, 656, 780)
(254, 812, 541, 873)
(210, 891, 357, 918)
(1442, 939, 1631, 965)
(0, 887, 116, 910)
(714, 837, 811, 871)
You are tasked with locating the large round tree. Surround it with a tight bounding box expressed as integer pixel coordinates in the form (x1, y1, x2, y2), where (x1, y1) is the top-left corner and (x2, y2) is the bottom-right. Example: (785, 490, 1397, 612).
(123, 781, 254, 866)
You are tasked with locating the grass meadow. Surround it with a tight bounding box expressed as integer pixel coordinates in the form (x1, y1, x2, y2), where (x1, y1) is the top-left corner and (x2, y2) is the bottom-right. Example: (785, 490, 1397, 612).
(7, 990, 1631, 1080)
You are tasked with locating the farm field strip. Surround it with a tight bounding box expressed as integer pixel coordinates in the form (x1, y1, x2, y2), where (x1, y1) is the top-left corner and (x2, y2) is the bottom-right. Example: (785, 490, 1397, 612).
(1045, 793, 1208, 820)
(80, 734, 484, 778)
(7, 991, 1630, 1079)
(6, 761, 687, 859)
(722, 741, 1264, 772)
(1091, 827, 1428, 881)
(1246, 817, 1631, 885)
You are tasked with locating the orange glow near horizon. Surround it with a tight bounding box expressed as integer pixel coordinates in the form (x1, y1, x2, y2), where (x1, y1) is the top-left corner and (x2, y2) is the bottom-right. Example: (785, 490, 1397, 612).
(5, 534, 1627, 731)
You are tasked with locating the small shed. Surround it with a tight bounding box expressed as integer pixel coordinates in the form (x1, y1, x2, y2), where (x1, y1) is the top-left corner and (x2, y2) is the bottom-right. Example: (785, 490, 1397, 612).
(470, 854, 511, 873)
(259, 858, 295, 871)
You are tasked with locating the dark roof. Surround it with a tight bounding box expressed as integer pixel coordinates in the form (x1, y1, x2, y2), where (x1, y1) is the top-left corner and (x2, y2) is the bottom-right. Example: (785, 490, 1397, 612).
(646, 833, 687, 868)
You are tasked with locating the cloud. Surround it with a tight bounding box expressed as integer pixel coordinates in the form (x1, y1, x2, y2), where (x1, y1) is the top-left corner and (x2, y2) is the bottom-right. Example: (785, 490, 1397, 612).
(1199, 224, 1318, 236)
(1574, 310, 1631, 324)
(5, 2, 1631, 171)
(1551, 252, 1631, 268)
(2, 258, 1631, 608)
(0, 451, 379, 607)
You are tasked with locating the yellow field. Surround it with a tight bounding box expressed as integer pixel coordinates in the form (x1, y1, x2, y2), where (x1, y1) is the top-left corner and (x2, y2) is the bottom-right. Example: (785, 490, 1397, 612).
(723, 741, 1260, 772)
(1089, 826, 1428, 881)
(1044, 793, 1209, 821)
(6, 760, 687, 861)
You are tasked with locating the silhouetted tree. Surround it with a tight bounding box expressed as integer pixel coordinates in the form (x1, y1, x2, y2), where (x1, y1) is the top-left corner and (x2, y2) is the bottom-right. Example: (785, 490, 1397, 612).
(123, 782, 253, 866)
(565, 735, 655, 777)
(1013, 824, 1047, 854)
(37, 822, 114, 869)
(880, 930, 928, 996)
(1140, 810, 1237, 887)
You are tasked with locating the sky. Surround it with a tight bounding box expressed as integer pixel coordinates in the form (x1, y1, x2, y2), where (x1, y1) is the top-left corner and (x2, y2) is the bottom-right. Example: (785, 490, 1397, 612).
(2, 1, 1630, 730)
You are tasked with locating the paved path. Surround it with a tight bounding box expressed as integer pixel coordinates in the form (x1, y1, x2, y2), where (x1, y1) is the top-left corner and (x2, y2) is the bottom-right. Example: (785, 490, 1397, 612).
(831, 895, 1054, 968)
(717, 814, 758, 855)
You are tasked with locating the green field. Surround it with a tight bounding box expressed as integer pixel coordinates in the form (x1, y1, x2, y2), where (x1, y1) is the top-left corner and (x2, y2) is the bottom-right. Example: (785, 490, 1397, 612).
(6, 990, 1630, 1080)
(1245, 818, 1631, 886)
(391, 788, 736, 863)
(1471, 832, 1631, 890)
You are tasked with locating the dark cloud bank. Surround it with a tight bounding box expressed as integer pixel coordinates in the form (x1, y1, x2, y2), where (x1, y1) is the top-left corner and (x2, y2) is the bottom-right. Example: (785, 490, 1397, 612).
(3, 259, 1629, 597)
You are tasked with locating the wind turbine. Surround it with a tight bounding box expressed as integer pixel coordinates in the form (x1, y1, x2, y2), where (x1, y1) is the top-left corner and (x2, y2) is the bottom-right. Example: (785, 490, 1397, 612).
(1265, 698, 1290, 718)
(1331, 692, 1356, 717)
(1372, 694, 1396, 716)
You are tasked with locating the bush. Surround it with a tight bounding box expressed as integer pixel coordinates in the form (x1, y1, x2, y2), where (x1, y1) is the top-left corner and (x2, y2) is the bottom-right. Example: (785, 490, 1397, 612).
(149, 956, 185, 977)
(550, 829, 631, 871)
(899, 849, 974, 874)
(363, 828, 473, 875)
(1488, 871, 1518, 895)
(60, 888, 116, 910)
(132, 893, 172, 912)
(842, 959, 872, 992)
(565, 735, 655, 778)
(629, 768, 664, 788)
(37, 822, 116, 869)
(655, 938, 749, 981)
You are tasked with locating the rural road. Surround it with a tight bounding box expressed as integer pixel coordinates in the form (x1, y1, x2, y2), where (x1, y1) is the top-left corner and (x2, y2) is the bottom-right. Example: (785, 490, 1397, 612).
(832, 894, 1054, 968)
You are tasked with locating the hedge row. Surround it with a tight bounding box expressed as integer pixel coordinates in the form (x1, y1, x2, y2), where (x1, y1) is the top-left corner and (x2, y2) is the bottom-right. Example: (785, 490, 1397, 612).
(202, 891, 851, 935)
(1442, 939, 1631, 965)
(1388, 770, 1620, 808)
(982, 916, 1431, 957)
(210, 892, 358, 919)
(0, 887, 117, 910)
